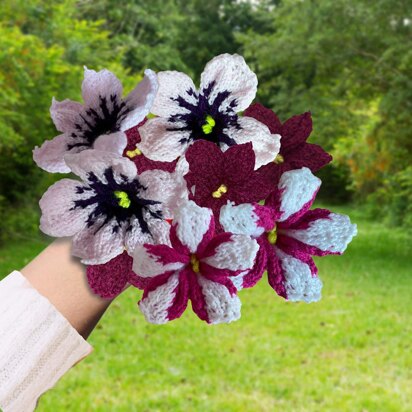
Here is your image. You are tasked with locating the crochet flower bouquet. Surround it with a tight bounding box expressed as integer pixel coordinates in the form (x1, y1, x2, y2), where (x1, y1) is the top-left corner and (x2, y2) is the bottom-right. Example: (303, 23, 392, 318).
(34, 54, 357, 325)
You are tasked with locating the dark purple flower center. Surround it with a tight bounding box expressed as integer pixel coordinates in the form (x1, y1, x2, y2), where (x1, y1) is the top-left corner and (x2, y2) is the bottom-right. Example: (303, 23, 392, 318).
(166, 81, 241, 147)
(67, 94, 130, 151)
(71, 167, 162, 235)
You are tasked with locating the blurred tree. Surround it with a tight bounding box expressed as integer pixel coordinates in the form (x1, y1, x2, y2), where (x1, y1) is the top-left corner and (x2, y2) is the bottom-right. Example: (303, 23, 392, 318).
(239, 0, 412, 221)
(0, 0, 130, 241)
(78, 0, 276, 78)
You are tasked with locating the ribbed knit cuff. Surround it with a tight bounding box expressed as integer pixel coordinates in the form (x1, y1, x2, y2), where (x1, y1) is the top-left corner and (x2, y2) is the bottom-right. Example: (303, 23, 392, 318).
(0, 271, 93, 412)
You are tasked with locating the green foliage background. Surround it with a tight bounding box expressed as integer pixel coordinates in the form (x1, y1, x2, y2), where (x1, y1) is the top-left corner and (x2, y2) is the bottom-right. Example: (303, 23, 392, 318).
(0, 0, 411, 242)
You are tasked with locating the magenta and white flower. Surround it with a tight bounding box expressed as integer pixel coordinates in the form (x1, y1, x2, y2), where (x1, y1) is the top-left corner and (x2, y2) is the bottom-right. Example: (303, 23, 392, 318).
(33, 68, 158, 173)
(39, 150, 186, 265)
(132, 200, 259, 324)
(220, 167, 357, 302)
(138, 54, 280, 169)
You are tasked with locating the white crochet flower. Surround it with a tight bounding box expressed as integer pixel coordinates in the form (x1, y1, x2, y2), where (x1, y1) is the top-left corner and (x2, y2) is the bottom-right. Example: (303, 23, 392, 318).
(39, 150, 186, 265)
(138, 54, 280, 169)
(33, 68, 158, 173)
(133, 200, 259, 324)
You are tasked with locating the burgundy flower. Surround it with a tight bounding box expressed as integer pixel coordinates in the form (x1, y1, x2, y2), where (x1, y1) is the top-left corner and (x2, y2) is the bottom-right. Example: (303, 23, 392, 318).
(86, 251, 150, 299)
(244, 103, 332, 180)
(123, 119, 177, 173)
(184, 140, 276, 228)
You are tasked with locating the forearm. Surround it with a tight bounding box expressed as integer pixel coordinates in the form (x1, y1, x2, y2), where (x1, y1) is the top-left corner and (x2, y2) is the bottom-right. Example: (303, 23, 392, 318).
(21, 238, 112, 339)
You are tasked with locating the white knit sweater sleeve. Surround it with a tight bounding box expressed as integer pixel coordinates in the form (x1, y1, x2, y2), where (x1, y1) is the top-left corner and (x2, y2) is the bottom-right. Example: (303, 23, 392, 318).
(0, 271, 93, 412)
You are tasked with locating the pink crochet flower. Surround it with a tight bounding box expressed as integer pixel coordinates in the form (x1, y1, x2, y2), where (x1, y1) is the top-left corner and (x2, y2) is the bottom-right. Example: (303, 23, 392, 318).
(244, 103, 332, 180)
(39, 150, 186, 265)
(34, 68, 158, 173)
(184, 140, 277, 227)
(138, 54, 280, 169)
(132, 200, 259, 324)
(123, 119, 177, 173)
(220, 167, 357, 302)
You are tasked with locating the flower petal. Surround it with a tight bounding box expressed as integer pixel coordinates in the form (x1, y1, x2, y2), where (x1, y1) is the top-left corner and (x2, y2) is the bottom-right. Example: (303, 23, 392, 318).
(94, 132, 128, 156)
(64, 149, 137, 183)
(200, 54, 257, 112)
(138, 117, 190, 162)
(202, 234, 259, 271)
(184, 140, 225, 205)
(281, 112, 312, 151)
(124, 216, 158, 255)
(268, 167, 321, 223)
(285, 212, 357, 255)
(72, 219, 126, 265)
(244, 103, 282, 135)
(227, 116, 281, 169)
(81, 67, 123, 110)
(50, 98, 83, 133)
(139, 272, 189, 324)
(132, 243, 187, 278)
(39, 178, 89, 237)
(196, 276, 241, 324)
(241, 237, 267, 289)
(266, 242, 287, 299)
(284, 142, 333, 172)
(151, 71, 198, 118)
(219, 202, 268, 237)
(173, 200, 214, 254)
(222, 142, 255, 184)
(120, 69, 158, 131)
(139, 169, 188, 218)
(86, 252, 133, 299)
(33, 134, 71, 173)
(275, 248, 322, 303)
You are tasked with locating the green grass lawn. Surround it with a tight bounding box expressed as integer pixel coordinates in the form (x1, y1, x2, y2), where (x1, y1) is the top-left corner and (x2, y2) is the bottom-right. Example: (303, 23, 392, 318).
(1, 205, 411, 411)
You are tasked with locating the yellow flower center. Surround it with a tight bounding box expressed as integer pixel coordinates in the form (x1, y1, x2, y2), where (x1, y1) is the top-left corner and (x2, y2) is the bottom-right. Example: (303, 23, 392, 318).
(274, 154, 284, 164)
(126, 146, 142, 158)
(114, 191, 131, 208)
(190, 254, 200, 273)
(267, 224, 277, 244)
(202, 115, 216, 135)
(212, 184, 228, 198)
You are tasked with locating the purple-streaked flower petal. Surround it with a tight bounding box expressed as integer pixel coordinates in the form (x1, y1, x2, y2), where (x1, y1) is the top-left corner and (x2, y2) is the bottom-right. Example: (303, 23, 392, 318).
(239, 237, 268, 289)
(151, 71, 198, 118)
(50, 98, 83, 133)
(226, 116, 281, 169)
(132, 243, 188, 278)
(285, 212, 357, 255)
(33, 134, 71, 173)
(64, 149, 137, 183)
(72, 219, 126, 265)
(138, 117, 191, 162)
(39, 179, 89, 237)
(81, 67, 123, 111)
(139, 272, 189, 324)
(138, 169, 188, 218)
(124, 215, 167, 255)
(200, 54, 257, 113)
(274, 248, 322, 303)
(219, 202, 275, 237)
(196, 276, 241, 324)
(93, 131, 128, 156)
(120, 69, 158, 131)
(268, 167, 321, 222)
(202, 234, 259, 272)
(173, 200, 214, 254)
